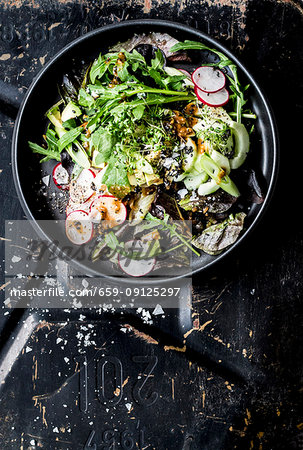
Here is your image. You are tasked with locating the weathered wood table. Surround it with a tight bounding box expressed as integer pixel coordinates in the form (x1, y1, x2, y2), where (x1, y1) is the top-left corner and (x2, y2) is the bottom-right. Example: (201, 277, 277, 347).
(0, 1, 302, 449)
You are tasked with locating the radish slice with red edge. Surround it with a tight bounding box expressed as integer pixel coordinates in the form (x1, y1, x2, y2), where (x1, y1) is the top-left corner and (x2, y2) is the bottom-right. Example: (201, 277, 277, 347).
(69, 168, 96, 203)
(192, 66, 226, 93)
(194, 86, 229, 107)
(65, 210, 93, 245)
(78, 168, 96, 181)
(66, 194, 95, 216)
(89, 195, 127, 226)
(178, 69, 191, 79)
(118, 240, 156, 277)
(66, 201, 81, 217)
(52, 163, 69, 190)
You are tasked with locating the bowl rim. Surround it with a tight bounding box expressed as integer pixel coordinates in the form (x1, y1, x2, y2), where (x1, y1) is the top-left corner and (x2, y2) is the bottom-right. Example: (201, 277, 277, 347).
(11, 19, 279, 284)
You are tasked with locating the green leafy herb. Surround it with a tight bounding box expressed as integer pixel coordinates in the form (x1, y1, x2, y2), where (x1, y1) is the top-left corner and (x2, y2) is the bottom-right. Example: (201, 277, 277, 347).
(151, 49, 165, 70)
(132, 104, 145, 120)
(102, 231, 161, 260)
(78, 88, 95, 108)
(91, 128, 115, 164)
(145, 213, 200, 256)
(115, 61, 130, 82)
(28, 141, 61, 162)
(44, 126, 59, 151)
(90, 53, 108, 84)
(101, 154, 130, 197)
(58, 127, 82, 152)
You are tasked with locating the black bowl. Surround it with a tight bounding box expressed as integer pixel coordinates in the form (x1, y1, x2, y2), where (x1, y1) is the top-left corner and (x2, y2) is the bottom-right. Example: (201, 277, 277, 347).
(12, 19, 279, 282)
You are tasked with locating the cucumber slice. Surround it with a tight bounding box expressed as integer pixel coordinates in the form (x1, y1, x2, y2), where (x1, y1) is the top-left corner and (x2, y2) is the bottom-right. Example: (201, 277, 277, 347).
(198, 153, 240, 197)
(182, 138, 197, 172)
(194, 152, 205, 174)
(66, 143, 90, 169)
(218, 176, 240, 197)
(198, 179, 220, 196)
(174, 172, 187, 182)
(184, 171, 208, 191)
(210, 149, 231, 175)
(46, 101, 64, 129)
(230, 121, 250, 169)
(61, 101, 82, 123)
(164, 66, 185, 76)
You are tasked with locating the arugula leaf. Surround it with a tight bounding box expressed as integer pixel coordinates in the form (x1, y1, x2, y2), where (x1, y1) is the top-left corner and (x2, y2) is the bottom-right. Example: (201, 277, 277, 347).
(90, 52, 120, 83)
(131, 61, 139, 72)
(29, 126, 61, 162)
(102, 155, 129, 186)
(125, 49, 146, 66)
(62, 118, 78, 130)
(163, 74, 186, 91)
(78, 88, 95, 108)
(28, 141, 61, 162)
(44, 126, 59, 150)
(115, 61, 130, 82)
(109, 92, 195, 117)
(90, 53, 107, 83)
(170, 40, 211, 53)
(122, 49, 149, 76)
(151, 49, 165, 70)
(102, 231, 161, 260)
(148, 68, 165, 88)
(87, 83, 129, 100)
(87, 98, 121, 128)
(102, 154, 130, 197)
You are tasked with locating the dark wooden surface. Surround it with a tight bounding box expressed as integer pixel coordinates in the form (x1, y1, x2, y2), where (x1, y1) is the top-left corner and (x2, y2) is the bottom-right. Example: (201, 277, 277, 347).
(0, 1, 303, 449)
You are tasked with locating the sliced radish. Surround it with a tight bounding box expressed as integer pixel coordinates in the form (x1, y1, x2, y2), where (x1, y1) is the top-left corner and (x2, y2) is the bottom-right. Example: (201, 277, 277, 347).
(65, 210, 93, 245)
(78, 168, 96, 181)
(89, 194, 114, 223)
(69, 169, 96, 203)
(192, 66, 226, 93)
(92, 166, 110, 194)
(178, 68, 192, 79)
(89, 195, 127, 226)
(52, 163, 69, 190)
(65, 194, 95, 216)
(194, 86, 229, 107)
(66, 200, 81, 217)
(118, 240, 155, 277)
(89, 167, 101, 176)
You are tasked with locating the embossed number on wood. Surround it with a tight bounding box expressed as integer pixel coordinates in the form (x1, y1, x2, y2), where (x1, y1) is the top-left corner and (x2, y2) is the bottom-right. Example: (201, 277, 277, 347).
(121, 430, 135, 449)
(101, 429, 115, 449)
(0, 24, 15, 43)
(74, 355, 88, 412)
(132, 356, 158, 406)
(97, 356, 123, 406)
(84, 430, 97, 450)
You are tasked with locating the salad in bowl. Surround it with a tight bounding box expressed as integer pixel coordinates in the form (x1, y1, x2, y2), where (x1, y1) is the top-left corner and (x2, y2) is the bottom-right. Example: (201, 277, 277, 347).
(28, 32, 262, 276)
